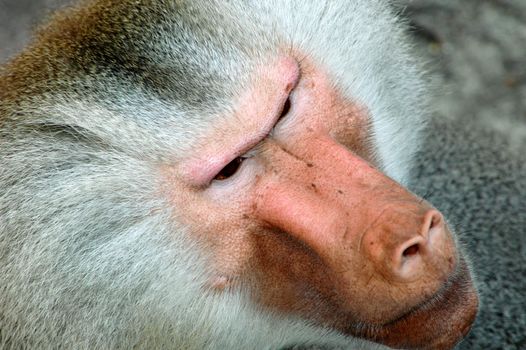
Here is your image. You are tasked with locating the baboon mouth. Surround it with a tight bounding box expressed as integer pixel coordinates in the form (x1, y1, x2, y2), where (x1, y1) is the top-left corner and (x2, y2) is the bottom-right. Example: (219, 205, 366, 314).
(350, 257, 479, 349)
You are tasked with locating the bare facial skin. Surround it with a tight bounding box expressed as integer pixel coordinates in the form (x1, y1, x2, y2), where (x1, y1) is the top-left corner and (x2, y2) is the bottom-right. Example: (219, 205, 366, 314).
(164, 55, 478, 349)
(0, 1, 478, 349)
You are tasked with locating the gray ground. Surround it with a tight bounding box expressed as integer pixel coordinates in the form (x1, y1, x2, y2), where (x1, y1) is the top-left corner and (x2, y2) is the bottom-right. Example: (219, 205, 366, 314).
(0, 1, 524, 349)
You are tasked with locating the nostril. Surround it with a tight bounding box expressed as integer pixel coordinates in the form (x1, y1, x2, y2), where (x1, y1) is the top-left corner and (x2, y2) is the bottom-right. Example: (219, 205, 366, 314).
(396, 238, 426, 280)
(403, 244, 420, 257)
(422, 210, 443, 238)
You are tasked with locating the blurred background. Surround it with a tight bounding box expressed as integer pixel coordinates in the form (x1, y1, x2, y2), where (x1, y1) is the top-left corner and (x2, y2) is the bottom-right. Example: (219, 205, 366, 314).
(1, 1, 524, 349)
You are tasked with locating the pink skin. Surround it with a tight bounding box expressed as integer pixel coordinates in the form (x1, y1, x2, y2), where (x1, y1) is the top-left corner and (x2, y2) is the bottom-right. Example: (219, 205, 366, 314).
(163, 55, 478, 349)
(182, 57, 300, 186)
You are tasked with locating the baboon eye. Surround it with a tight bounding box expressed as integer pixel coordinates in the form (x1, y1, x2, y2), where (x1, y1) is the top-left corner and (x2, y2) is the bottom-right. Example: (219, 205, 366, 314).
(214, 157, 245, 181)
(213, 97, 290, 182)
(279, 97, 291, 121)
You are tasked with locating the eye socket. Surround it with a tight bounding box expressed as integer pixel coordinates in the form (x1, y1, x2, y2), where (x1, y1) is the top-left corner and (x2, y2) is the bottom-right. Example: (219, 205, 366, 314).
(214, 157, 246, 181)
(213, 97, 291, 182)
(279, 97, 291, 121)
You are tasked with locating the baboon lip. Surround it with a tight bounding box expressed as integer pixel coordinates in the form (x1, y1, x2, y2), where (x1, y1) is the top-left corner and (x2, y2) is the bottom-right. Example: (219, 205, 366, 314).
(350, 257, 479, 349)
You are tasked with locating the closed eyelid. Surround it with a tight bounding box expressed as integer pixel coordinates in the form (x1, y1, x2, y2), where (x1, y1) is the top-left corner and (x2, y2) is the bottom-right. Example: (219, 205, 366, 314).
(182, 58, 299, 186)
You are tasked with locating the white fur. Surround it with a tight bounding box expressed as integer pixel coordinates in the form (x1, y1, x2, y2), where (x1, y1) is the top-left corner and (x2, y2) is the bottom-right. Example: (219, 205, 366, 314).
(0, 1, 428, 348)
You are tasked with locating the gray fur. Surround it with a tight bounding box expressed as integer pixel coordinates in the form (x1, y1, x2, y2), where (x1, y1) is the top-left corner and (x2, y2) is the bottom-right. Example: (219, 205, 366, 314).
(0, 1, 429, 349)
